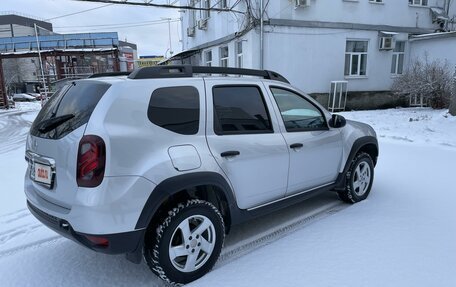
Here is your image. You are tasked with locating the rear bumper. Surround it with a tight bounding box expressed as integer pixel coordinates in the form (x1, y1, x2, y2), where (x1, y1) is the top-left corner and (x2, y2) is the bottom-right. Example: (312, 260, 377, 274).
(27, 200, 144, 255)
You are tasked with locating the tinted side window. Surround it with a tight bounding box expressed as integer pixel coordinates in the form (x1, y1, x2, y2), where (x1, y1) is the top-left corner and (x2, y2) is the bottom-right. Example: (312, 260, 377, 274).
(148, 86, 200, 135)
(270, 88, 327, 132)
(213, 86, 273, 135)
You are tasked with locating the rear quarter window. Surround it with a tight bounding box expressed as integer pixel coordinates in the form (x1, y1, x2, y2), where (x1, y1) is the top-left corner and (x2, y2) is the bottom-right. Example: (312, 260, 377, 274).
(31, 81, 111, 139)
(148, 86, 200, 135)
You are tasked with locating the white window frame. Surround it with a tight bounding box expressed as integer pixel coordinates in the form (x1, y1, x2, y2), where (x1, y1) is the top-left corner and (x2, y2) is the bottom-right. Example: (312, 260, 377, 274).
(189, 0, 197, 28)
(220, 46, 229, 67)
(205, 50, 212, 67)
(345, 40, 369, 77)
(219, 0, 228, 9)
(236, 41, 243, 68)
(391, 41, 405, 76)
(369, 0, 383, 3)
(409, 0, 428, 7)
(200, 0, 210, 20)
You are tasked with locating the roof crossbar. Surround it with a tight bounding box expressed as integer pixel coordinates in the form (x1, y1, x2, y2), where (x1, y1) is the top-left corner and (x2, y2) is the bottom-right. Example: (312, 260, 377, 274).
(127, 65, 290, 84)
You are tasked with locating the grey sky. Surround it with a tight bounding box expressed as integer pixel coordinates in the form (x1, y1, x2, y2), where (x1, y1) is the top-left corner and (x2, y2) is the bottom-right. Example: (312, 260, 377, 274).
(1, 0, 181, 56)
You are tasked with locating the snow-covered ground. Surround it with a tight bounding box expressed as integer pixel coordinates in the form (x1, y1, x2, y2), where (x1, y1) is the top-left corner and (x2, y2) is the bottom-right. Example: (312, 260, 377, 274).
(342, 108, 456, 147)
(0, 106, 455, 286)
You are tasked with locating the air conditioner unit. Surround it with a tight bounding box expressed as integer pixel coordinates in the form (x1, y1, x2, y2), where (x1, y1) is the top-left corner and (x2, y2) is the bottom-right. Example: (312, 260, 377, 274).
(187, 27, 195, 37)
(197, 19, 208, 30)
(295, 0, 310, 7)
(379, 37, 395, 50)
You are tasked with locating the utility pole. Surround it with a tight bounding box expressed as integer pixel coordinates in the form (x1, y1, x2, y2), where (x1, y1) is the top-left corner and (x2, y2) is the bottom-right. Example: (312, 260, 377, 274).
(162, 17, 174, 58)
(168, 18, 173, 57)
(34, 24, 48, 96)
(260, 0, 264, 70)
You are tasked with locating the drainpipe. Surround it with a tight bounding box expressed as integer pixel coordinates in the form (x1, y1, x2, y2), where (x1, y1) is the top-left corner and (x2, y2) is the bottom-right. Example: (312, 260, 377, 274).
(260, 0, 264, 70)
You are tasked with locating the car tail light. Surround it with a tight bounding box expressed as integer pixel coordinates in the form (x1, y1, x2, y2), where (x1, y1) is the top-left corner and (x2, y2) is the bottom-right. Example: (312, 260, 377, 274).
(77, 135, 106, 187)
(84, 235, 109, 247)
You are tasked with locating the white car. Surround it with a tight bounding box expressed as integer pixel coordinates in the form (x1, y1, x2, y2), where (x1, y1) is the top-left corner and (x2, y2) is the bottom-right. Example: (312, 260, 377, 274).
(13, 93, 36, 102)
(25, 65, 378, 285)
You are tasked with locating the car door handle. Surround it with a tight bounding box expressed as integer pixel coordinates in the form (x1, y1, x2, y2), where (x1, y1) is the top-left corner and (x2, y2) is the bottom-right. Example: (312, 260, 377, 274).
(290, 143, 303, 149)
(221, 151, 240, 158)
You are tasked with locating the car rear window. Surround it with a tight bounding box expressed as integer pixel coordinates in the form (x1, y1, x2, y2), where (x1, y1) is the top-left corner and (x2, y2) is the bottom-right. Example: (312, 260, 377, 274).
(30, 80, 111, 139)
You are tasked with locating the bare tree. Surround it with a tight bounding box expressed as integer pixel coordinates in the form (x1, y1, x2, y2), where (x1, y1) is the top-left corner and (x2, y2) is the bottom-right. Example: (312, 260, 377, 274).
(2, 59, 22, 94)
(392, 56, 452, 109)
(450, 80, 456, 116)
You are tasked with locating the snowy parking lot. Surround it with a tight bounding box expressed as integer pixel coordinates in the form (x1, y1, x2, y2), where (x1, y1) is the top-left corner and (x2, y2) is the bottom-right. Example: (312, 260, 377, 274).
(0, 104, 455, 286)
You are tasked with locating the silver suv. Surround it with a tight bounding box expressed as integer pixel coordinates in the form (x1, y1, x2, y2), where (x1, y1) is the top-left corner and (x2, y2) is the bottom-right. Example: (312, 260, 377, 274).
(24, 66, 378, 285)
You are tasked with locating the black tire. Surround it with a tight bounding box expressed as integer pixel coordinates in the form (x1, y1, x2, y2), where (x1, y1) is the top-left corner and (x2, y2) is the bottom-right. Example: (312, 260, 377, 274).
(144, 199, 225, 285)
(338, 152, 374, 203)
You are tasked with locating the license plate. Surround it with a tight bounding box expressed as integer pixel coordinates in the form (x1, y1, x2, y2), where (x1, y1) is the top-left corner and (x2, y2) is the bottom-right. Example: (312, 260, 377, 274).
(33, 163, 52, 185)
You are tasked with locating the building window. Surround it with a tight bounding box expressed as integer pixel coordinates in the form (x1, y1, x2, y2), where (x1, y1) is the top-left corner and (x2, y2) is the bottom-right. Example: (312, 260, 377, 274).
(220, 46, 229, 67)
(369, 0, 383, 3)
(201, 0, 210, 19)
(391, 41, 405, 75)
(409, 0, 428, 6)
(205, 50, 212, 66)
(220, 0, 228, 8)
(189, 0, 196, 28)
(344, 40, 368, 77)
(236, 41, 243, 68)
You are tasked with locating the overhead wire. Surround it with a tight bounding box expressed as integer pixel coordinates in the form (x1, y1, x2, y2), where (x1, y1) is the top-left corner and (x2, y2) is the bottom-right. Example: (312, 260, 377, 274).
(53, 18, 180, 28)
(52, 19, 181, 33)
(45, 3, 114, 20)
(71, 0, 246, 14)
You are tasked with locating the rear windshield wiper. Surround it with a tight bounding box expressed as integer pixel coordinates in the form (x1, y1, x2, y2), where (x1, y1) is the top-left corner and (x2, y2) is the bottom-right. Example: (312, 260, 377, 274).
(37, 114, 75, 134)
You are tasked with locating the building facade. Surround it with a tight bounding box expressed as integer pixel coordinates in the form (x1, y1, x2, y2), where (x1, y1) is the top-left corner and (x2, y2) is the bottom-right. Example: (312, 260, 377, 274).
(0, 13, 138, 108)
(176, 0, 455, 109)
(137, 55, 165, 67)
(0, 13, 53, 38)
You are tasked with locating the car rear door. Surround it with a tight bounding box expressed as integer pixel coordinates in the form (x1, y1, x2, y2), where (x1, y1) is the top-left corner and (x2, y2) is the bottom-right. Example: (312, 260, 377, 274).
(205, 79, 289, 210)
(265, 85, 343, 196)
(25, 80, 111, 208)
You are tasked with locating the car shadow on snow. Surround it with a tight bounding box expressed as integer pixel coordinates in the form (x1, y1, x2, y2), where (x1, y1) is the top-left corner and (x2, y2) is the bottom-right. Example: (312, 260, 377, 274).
(4, 192, 344, 286)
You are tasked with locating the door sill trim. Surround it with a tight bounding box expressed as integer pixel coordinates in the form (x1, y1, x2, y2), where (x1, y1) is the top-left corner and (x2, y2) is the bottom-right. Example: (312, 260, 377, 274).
(247, 182, 335, 211)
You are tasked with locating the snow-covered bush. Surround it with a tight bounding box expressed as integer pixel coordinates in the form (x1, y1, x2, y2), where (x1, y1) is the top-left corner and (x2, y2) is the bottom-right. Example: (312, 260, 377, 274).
(392, 57, 452, 109)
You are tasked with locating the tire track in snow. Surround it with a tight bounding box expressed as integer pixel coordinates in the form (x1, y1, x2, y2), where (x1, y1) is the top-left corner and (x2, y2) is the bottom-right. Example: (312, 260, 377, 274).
(0, 236, 62, 259)
(216, 202, 348, 268)
(0, 208, 27, 220)
(0, 223, 42, 244)
(0, 209, 30, 224)
(0, 208, 57, 259)
(0, 110, 36, 154)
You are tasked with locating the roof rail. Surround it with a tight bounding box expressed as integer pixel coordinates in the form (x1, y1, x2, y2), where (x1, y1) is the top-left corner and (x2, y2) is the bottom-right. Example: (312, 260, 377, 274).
(127, 65, 290, 84)
(88, 72, 131, 79)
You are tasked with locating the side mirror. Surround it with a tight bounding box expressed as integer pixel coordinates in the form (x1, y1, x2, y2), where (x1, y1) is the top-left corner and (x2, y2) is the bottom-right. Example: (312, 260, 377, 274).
(329, 114, 346, 128)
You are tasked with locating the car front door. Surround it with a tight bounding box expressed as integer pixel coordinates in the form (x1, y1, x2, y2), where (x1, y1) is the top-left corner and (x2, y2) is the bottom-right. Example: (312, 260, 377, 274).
(267, 86, 343, 196)
(205, 81, 289, 210)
